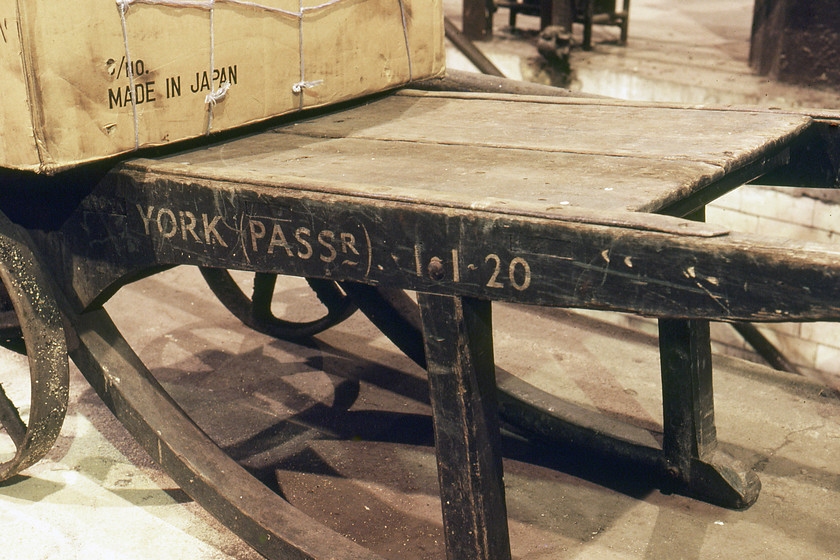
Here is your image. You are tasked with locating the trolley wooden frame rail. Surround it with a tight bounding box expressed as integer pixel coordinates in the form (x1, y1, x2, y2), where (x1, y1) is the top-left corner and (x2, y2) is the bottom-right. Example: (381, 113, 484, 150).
(0, 73, 838, 559)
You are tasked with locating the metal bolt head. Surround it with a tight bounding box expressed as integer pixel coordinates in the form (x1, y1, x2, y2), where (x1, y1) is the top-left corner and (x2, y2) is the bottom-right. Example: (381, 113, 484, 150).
(428, 257, 445, 281)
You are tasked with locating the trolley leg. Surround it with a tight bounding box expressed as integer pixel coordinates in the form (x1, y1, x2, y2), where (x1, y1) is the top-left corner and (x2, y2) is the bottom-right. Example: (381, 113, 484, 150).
(658, 319, 760, 509)
(582, 0, 594, 50)
(619, 0, 630, 45)
(418, 294, 511, 560)
(348, 285, 763, 510)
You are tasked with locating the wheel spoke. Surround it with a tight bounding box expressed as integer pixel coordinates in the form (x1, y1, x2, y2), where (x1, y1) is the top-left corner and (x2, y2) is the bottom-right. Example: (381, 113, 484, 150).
(0, 383, 26, 448)
(251, 272, 278, 321)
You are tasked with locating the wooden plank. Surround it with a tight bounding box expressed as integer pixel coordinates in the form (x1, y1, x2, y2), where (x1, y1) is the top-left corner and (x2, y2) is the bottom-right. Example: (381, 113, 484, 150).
(411, 74, 840, 189)
(142, 133, 727, 213)
(131, 94, 809, 215)
(396, 89, 840, 122)
(282, 94, 811, 171)
(41, 92, 830, 322)
(47, 168, 840, 323)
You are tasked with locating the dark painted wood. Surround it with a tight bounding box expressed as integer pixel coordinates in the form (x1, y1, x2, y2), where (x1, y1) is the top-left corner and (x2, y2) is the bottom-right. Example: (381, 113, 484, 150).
(199, 268, 356, 339)
(69, 307, 383, 560)
(657, 317, 760, 508)
(418, 294, 510, 560)
(751, 0, 840, 87)
(37, 162, 840, 325)
(4, 86, 836, 559)
(659, 318, 716, 471)
(731, 322, 800, 374)
(31, 92, 836, 322)
(462, 0, 493, 40)
(753, 119, 840, 188)
(0, 211, 69, 481)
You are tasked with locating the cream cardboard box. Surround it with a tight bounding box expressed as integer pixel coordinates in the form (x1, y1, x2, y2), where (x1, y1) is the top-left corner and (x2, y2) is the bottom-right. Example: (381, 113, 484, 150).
(0, 0, 445, 173)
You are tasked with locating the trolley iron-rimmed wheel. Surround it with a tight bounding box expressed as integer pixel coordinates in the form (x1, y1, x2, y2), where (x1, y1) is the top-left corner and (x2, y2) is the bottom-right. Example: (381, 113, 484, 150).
(324, 283, 761, 510)
(0, 213, 69, 481)
(67, 300, 385, 560)
(199, 268, 357, 340)
(198, 271, 758, 510)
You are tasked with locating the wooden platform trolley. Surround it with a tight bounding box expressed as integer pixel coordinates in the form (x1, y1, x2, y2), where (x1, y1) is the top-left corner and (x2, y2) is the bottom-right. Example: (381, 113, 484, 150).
(0, 69, 839, 559)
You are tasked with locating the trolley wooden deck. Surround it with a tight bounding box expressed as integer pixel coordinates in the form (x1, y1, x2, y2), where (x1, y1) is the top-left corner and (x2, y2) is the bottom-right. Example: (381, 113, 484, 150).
(1, 76, 839, 559)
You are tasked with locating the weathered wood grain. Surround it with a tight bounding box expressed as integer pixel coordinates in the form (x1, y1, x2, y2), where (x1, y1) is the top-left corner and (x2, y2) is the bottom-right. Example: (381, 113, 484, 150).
(285, 93, 809, 172)
(419, 294, 510, 560)
(21, 87, 835, 560)
(35, 91, 836, 323)
(128, 93, 811, 216)
(43, 166, 840, 323)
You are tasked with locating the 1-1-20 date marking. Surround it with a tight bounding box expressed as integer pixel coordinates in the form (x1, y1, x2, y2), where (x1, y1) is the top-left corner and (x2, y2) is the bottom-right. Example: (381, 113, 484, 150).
(415, 246, 531, 292)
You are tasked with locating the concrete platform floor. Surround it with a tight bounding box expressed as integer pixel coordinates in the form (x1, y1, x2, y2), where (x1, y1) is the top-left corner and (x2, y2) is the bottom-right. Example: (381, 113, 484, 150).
(2, 1, 840, 558)
(2, 267, 838, 559)
(446, 0, 840, 109)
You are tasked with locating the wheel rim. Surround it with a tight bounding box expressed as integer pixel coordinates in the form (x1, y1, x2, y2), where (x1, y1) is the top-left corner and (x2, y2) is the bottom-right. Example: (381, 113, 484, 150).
(200, 268, 357, 340)
(0, 215, 69, 480)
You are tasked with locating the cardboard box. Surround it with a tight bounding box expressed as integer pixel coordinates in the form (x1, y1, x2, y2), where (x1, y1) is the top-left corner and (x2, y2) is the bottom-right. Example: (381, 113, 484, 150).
(0, 0, 445, 173)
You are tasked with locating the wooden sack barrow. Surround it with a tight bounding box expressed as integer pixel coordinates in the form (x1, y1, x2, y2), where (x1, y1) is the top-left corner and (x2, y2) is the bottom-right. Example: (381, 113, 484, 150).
(0, 70, 838, 559)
